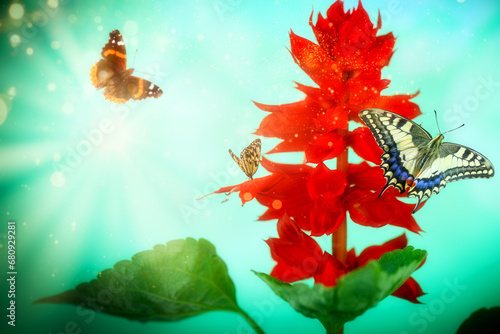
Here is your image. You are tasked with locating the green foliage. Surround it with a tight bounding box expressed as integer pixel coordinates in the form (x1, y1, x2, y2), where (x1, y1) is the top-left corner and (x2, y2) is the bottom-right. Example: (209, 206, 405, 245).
(255, 246, 427, 334)
(35, 238, 263, 333)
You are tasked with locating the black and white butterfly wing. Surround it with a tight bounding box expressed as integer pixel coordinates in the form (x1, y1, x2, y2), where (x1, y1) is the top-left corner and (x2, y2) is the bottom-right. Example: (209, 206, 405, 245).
(359, 108, 495, 213)
(408, 143, 495, 208)
(359, 108, 431, 194)
(229, 139, 261, 179)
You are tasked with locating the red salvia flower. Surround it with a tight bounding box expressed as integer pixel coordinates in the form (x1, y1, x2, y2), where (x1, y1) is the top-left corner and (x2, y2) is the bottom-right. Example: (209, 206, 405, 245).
(265, 214, 324, 282)
(206, 0, 426, 302)
(267, 221, 424, 303)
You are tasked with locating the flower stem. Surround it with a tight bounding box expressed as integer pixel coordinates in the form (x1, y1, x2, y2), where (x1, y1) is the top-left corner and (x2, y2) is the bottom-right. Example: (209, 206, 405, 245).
(333, 146, 348, 263)
(331, 145, 349, 334)
(238, 309, 265, 334)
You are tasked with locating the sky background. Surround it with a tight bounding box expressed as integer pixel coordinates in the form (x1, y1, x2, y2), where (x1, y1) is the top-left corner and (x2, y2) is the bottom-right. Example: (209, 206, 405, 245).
(0, 0, 499, 333)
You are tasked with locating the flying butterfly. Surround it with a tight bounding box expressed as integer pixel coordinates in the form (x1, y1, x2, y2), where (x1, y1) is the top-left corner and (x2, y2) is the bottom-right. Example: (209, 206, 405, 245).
(90, 29, 163, 104)
(229, 139, 261, 180)
(359, 108, 494, 213)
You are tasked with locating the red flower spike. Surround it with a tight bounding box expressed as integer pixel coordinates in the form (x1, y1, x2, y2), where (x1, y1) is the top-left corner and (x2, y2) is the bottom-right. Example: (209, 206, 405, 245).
(204, 0, 427, 305)
(348, 127, 383, 164)
(310, 1, 395, 73)
(266, 214, 323, 282)
(314, 252, 348, 286)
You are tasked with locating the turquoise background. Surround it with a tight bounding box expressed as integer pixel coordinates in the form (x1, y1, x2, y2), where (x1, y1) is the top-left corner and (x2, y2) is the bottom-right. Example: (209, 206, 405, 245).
(1, 0, 499, 333)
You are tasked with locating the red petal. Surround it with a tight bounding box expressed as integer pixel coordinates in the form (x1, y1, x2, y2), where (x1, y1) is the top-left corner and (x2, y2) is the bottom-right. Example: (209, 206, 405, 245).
(314, 252, 348, 287)
(348, 126, 383, 164)
(258, 199, 313, 231)
(315, 106, 349, 132)
(309, 198, 346, 236)
(310, 12, 339, 62)
(307, 163, 347, 200)
(347, 190, 422, 233)
(306, 132, 347, 163)
(294, 82, 335, 108)
(347, 162, 386, 191)
(289, 31, 344, 99)
(337, 5, 375, 70)
(355, 233, 408, 267)
(377, 92, 422, 120)
(326, 1, 351, 28)
(367, 32, 396, 68)
(270, 262, 315, 283)
(254, 100, 319, 137)
(266, 214, 323, 282)
(391, 277, 426, 304)
(260, 157, 313, 175)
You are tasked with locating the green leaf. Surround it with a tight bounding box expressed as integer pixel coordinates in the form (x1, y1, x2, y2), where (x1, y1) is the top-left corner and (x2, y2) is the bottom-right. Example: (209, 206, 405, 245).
(255, 246, 427, 334)
(457, 307, 500, 334)
(35, 238, 264, 333)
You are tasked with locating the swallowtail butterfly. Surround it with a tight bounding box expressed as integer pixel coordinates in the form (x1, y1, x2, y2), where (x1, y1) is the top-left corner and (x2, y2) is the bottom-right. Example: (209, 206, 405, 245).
(229, 139, 261, 180)
(359, 108, 494, 213)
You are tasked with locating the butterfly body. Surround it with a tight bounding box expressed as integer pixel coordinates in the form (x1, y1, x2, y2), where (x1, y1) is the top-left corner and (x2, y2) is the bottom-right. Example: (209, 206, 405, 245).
(359, 108, 494, 213)
(229, 139, 261, 180)
(90, 30, 162, 104)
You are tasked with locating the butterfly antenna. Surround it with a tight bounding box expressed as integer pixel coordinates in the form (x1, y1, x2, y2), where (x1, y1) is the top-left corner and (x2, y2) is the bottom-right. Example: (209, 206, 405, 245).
(434, 110, 442, 134)
(442, 123, 465, 135)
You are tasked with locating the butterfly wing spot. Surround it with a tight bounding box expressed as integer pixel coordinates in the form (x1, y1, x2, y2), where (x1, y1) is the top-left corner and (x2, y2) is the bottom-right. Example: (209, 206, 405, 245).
(126, 77, 163, 100)
(359, 108, 495, 214)
(102, 49, 127, 60)
(131, 79, 144, 99)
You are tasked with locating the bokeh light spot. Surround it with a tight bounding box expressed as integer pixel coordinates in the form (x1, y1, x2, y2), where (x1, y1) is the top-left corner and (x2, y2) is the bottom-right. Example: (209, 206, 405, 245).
(26, 47, 34, 56)
(62, 102, 74, 114)
(10, 34, 21, 47)
(8, 87, 16, 97)
(272, 200, 282, 210)
(50, 172, 66, 187)
(51, 40, 60, 49)
(47, 0, 59, 9)
(243, 192, 253, 201)
(124, 20, 139, 36)
(9, 3, 24, 20)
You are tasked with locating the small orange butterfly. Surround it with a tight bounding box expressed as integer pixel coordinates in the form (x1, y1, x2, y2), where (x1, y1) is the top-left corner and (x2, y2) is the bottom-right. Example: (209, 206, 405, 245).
(90, 29, 162, 104)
